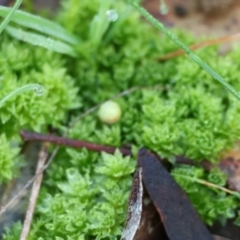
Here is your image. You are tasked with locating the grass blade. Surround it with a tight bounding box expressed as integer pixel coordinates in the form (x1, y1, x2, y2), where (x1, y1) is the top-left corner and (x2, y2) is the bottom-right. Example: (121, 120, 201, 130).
(6, 26, 77, 57)
(0, 0, 22, 35)
(131, 2, 240, 101)
(0, 6, 81, 45)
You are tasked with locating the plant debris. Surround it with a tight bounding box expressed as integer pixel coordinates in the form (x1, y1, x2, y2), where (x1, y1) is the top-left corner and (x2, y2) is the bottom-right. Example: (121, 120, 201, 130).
(220, 144, 240, 192)
(137, 148, 214, 240)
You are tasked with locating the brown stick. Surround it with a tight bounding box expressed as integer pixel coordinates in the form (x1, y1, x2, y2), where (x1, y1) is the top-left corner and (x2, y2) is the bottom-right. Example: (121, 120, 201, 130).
(20, 143, 49, 240)
(20, 130, 132, 156)
(20, 130, 206, 168)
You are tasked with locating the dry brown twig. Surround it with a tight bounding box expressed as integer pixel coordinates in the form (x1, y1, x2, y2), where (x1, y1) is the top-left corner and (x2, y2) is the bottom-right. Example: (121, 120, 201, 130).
(159, 33, 240, 61)
(0, 146, 59, 216)
(20, 142, 50, 240)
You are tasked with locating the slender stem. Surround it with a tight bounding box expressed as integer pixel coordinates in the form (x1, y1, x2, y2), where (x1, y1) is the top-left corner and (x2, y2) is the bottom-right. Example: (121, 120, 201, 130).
(0, 84, 44, 107)
(159, 33, 240, 61)
(20, 130, 132, 156)
(0, 146, 57, 217)
(131, 2, 240, 101)
(0, 0, 22, 35)
(20, 143, 49, 240)
(68, 86, 141, 130)
(171, 173, 240, 198)
(20, 130, 207, 168)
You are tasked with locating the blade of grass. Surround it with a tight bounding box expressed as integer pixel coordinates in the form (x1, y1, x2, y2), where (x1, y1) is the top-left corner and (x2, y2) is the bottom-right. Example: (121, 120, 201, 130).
(103, 6, 132, 45)
(0, 0, 22, 35)
(131, 2, 240, 101)
(89, 0, 112, 46)
(0, 6, 81, 45)
(0, 1, 46, 107)
(6, 26, 77, 57)
(159, 33, 240, 61)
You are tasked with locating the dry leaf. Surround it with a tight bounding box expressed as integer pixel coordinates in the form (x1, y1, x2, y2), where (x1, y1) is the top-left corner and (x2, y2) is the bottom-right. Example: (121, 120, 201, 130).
(138, 148, 214, 240)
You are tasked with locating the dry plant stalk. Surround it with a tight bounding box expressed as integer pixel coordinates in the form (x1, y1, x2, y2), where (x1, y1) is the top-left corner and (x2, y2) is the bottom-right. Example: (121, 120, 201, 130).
(159, 33, 240, 61)
(20, 143, 49, 240)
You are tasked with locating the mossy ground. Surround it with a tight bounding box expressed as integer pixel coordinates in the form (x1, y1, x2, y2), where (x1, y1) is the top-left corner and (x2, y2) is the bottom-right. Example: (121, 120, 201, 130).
(2, 0, 240, 239)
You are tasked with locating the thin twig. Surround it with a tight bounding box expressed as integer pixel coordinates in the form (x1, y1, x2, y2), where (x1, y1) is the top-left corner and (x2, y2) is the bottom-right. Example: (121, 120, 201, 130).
(68, 86, 139, 130)
(20, 130, 206, 169)
(171, 173, 240, 197)
(20, 130, 132, 156)
(20, 142, 49, 240)
(0, 179, 16, 207)
(0, 177, 33, 215)
(68, 85, 163, 131)
(0, 146, 59, 216)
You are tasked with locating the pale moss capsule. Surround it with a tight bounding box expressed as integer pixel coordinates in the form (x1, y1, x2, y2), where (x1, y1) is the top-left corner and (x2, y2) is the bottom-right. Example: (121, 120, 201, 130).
(98, 101, 122, 124)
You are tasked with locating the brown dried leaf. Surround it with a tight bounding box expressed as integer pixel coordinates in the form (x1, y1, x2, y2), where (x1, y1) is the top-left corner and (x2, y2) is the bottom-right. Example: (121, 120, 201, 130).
(133, 188, 168, 240)
(220, 143, 240, 192)
(121, 167, 168, 240)
(138, 148, 214, 240)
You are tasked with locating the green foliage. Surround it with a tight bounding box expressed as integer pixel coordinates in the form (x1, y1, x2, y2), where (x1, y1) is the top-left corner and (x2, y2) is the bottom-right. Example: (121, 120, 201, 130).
(6, 26, 77, 56)
(3, 0, 240, 238)
(0, 133, 19, 183)
(0, 2, 80, 56)
(3, 222, 22, 240)
(0, 35, 80, 182)
(138, 88, 238, 161)
(0, 0, 22, 35)
(234, 211, 240, 226)
(0, 83, 45, 107)
(95, 150, 135, 177)
(0, 5, 80, 45)
(131, 1, 240, 101)
(57, 0, 100, 39)
(0, 37, 80, 135)
(172, 165, 239, 225)
(26, 151, 135, 239)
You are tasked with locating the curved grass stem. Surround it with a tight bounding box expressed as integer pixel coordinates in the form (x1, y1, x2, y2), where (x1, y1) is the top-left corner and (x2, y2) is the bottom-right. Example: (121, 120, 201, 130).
(131, 1, 240, 101)
(0, 84, 45, 108)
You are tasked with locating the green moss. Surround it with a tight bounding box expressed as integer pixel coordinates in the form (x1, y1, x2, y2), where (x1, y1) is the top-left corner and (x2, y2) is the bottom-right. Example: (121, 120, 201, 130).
(0, 133, 19, 183)
(3, 0, 240, 238)
(0, 35, 80, 183)
(29, 151, 135, 239)
(172, 166, 239, 225)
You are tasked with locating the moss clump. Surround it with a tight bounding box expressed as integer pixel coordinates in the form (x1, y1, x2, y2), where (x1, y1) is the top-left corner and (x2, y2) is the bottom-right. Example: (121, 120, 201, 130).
(172, 166, 239, 225)
(4, 151, 136, 239)
(0, 133, 19, 184)
(0, 35, 79, 183)
(2, 0, 240, 239)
